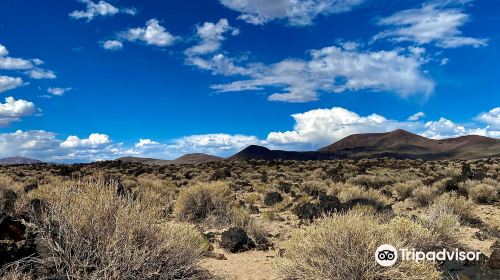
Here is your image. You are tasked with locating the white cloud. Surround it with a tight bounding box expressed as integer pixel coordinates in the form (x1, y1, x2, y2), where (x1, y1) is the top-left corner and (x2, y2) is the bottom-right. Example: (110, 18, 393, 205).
(119, 19, 178, 47)
(60, 133, 111, 149)
(135, 139, 161, 148)
(0, 44, 8, 57)
(186, 53, 251, 76)
(375, 2, 487, 48)
(266, 107, 412, 148)
(69, 0, 136, 21)
(219, 0, 365, 26)
(186, 19, 239, 56)
(408, 111, 425, 121)
(0, 44, 56, 79)
(0, 76, 23, 93)
(476, 107, 500, 129)
(47, 87, 72, 96)
(0, 97, 36, 126)
(212, 44, 434, 102)
(101, 40, 123, 51)
(421, 117, 467, 138)
(26, 68, 56, 79)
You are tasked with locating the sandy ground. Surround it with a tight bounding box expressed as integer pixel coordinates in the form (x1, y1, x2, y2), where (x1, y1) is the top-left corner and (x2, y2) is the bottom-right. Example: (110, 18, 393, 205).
(201, 246, 279, 280)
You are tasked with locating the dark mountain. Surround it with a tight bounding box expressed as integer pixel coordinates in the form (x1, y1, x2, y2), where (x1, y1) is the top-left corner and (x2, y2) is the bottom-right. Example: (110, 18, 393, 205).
(0, 157, 44, 165)
(229, 130, 500, 161)
(116, 153, 222, 165)
(228, 145, 335, 161)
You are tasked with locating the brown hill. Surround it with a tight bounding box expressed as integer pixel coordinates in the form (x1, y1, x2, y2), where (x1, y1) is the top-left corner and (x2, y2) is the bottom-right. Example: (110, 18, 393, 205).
(319, 129, 500, 159)
(116, 153, 222, 165)
(173, 153, 223, 164)
(229, 130, 500, 161)
(0, 156, 44, 165)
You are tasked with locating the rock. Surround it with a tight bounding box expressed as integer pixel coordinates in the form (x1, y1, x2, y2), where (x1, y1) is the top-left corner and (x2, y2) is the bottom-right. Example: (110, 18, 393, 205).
(209, 168, 231, 181)
(317, 194, 341, 213)
(473, 230, 488, 241)
(263, 192, 283, 206)
(487, 241, 500, 269)
(0, 212, 26, 242)
(0, 189, 17, 213)
(293, 202, 319, 221)
(220, 227, 255, 253)
(293, 195, 341, 221)
(276, 183, 291, 193)
(249, 205, 260, 214)
(0, 213, 37, 266)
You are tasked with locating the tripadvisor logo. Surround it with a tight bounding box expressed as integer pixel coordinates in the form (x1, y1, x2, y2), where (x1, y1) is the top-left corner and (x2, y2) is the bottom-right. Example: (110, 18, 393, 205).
(375, 244, 398, 267)
(375, 244, 481, 266)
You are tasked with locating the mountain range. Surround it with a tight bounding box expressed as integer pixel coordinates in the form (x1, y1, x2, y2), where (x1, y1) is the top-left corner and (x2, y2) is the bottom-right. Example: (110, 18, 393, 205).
(2, 130, 499, 165)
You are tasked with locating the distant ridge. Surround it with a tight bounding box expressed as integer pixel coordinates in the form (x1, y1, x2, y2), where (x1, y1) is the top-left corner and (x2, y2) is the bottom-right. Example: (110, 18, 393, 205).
(116, 153, 222, 165)
(114, 130, 500, 164)
(0, 156, 44, 165)
(230, 130, 500, 161)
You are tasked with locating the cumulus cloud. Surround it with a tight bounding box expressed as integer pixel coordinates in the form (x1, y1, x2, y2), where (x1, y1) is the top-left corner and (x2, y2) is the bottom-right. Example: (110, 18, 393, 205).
(186, 19, 239, 56)
(47, 87, 72, 96)
(60, 133, 111, 149)
(375, 2, 487, 48)
(476, 107, 500, 129)
(0, 43, 56, 79)
(101, 40, 123, 50)
(171, 134, 260, 155)
(0, 97, 36, 126)
(69, 0, 136, 21)
(25, 68, 56, 79)
(0, 76, 23, 93)
(212, 44, 434, 102)
(266, 107, 414, 148)
(408, 111, 426, 121)
(219, 0, 365, 26)
(119, 19, 178, 47)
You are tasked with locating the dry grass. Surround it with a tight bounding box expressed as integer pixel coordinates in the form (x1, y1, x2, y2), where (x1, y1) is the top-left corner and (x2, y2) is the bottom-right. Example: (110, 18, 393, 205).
(33, 176, 208, 280)
(276, 212, 440, 280)
(174, 181, 235, 226)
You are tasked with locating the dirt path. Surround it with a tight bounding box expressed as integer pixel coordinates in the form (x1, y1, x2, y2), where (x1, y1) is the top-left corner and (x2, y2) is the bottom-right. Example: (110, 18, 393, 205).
(201, 247, 279, 280)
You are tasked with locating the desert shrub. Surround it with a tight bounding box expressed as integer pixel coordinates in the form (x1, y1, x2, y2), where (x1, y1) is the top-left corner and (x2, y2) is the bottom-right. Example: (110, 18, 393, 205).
(244, 193, 261, 205)
(134, 178, 177, 214)
(174, 182, 235, 226)
(34, 177, 208, 280)
(411, 185, 438, 206)
(390, 180, 424, 200)
(464, 181, 498, 203)
(387, 217, 435, 251)
(276, 212, 440, 280)
(434, 193, 476, 222)
(420, 205, 460, 248)
(0, 262, 33, 280)
(347, 174, 393, 189)
(300, 180, 329, 196)
(337, 184, 390, 207)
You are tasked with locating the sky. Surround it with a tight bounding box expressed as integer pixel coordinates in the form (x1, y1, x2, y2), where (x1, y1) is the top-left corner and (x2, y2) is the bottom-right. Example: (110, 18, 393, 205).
(0, 0, 499, 162)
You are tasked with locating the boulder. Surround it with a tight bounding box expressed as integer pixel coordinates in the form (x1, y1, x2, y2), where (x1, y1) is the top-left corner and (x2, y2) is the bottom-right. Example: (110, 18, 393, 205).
(220, 227, 255, 253)
(263, 192, 283, 206)
(487, 241, 500, 269)
(0, 189, 17, 213)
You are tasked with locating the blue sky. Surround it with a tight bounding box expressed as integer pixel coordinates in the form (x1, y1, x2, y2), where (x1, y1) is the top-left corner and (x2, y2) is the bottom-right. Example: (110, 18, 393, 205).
(0, 0, 499, 162)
